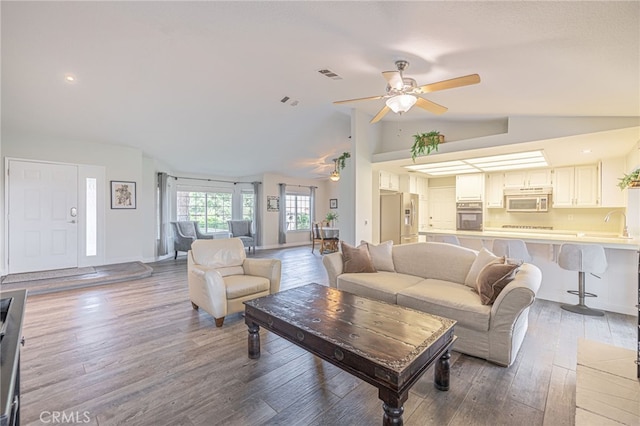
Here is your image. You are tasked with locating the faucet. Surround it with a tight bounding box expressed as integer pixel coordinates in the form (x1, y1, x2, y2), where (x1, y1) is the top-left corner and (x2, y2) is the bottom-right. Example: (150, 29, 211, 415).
(604, 210, 630, 238)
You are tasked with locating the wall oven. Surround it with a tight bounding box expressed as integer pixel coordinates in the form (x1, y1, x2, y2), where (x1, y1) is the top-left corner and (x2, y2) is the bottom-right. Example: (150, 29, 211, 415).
(456, 202, 483, 231)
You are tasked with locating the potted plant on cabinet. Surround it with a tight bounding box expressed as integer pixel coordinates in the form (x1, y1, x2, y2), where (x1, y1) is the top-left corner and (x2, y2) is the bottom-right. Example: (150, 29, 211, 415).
(617, 168, 640, 190)
(410, 131, 444, 162)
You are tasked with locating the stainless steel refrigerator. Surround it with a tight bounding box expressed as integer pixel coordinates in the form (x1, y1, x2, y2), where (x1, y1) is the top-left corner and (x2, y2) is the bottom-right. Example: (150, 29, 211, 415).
(380, 193, 419, 244)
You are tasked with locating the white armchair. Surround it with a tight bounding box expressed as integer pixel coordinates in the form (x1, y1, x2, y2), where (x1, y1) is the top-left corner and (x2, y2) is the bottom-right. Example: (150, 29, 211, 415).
(187, 238, 281, 327)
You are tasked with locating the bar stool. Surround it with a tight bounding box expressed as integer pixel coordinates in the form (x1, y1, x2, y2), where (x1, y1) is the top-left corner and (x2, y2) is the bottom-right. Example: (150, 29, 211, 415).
(492, 239, 532, 262)
(433, 235, 460, 246)
(558, 243, 608, 316)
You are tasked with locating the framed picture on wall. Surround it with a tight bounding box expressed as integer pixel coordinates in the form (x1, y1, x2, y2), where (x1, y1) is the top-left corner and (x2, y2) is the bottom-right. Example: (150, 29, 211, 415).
(267, 195, 279, 212)
(111, 181, 137, 209)
(330, 198, 338, 209)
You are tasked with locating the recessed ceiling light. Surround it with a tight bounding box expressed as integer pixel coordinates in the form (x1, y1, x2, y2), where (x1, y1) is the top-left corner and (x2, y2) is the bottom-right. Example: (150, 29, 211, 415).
(582, 149, 592, 154)
(64, 73, 77, 83)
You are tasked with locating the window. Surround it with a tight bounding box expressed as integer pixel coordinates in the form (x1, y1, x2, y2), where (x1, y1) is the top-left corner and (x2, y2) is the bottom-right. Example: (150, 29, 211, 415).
(177, 191, 232, 232)
(242, 192, 254, 221)
(285, 194, 310, 231)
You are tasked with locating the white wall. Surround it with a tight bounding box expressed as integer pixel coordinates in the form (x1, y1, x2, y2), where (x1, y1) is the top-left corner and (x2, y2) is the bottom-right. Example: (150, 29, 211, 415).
(261, 172, 331, 249)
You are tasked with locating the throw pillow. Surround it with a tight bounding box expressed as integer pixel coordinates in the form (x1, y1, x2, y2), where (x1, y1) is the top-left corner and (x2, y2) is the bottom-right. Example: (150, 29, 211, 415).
(342, 241, 377, 274)
(360, 240, 395, 272)
(475, 259, 521, 305)
(464, 247, 500, 288)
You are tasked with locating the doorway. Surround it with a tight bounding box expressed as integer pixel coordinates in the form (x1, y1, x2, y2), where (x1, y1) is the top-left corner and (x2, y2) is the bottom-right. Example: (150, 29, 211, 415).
(6, 159, 105, 274)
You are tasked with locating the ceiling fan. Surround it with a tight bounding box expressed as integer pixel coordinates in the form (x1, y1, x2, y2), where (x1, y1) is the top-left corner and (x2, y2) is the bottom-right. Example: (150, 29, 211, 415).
(333, 60, 480, 123)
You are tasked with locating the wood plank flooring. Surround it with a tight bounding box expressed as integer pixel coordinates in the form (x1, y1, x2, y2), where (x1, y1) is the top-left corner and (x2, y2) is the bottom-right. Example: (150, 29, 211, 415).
(16, 246, 637, 425)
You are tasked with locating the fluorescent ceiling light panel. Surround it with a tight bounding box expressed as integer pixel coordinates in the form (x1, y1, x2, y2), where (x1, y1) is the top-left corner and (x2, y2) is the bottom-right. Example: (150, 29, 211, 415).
(404, 150, 548, 176)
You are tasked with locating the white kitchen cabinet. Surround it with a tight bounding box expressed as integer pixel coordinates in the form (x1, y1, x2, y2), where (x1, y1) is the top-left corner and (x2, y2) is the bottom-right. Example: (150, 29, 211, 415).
(503, 169, 552, 188)
(552, 164, 599, 207)
(379, 170, 399, 191)
(485, 173, 505, 208)
(456, 173, 484, 201)
(600, 158, 625, 207)
(418, 199, 429, 231)
(400, 174, 425, 195)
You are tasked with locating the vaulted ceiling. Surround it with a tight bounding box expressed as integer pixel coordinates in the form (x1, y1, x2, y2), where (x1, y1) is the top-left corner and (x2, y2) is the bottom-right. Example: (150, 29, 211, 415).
(2, 2, 639, 179)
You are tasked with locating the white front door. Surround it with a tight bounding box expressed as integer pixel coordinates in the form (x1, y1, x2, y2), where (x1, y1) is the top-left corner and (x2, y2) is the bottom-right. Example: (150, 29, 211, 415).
(8, 160, 79, 273)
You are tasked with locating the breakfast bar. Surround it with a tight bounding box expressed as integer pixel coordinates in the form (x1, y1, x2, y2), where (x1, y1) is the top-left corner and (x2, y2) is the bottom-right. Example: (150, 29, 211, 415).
(421, 229, 640, 316)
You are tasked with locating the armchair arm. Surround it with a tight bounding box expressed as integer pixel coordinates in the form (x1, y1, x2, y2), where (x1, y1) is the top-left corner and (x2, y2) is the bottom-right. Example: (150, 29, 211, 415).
(187, 258, 228, 319)
(322, 252, 343, 288)
(243, 258, 282, 294)
(194, 223, 214, 239)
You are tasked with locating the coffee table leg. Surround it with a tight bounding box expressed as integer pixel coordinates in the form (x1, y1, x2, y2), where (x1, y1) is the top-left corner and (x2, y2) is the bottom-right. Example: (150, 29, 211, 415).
(382, 402, 404, 425)
(247, 323, 261, 359)
(434, 349, 451, 391)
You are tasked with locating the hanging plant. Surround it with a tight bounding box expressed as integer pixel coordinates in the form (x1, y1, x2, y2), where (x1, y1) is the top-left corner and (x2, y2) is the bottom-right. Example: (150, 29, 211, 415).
(336, 152, 351, 171)
(617, 168, 640, 190)
(410, 131, 443, 162)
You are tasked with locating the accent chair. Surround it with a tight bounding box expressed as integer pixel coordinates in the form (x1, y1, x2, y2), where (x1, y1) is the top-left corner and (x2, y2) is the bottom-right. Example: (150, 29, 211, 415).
(170, 221, 212, 259)
(227, 220, 256, 254)
(187, 238, 281, 327)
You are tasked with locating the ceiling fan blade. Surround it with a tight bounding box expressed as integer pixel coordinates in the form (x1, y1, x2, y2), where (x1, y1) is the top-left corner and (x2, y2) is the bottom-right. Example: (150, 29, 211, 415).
(415, 97, 448, 115)
(382, 71, 403, 90)
(418, 74, 481, 94)
(370, 105, 390, 124)
(333, 95, 384, 104)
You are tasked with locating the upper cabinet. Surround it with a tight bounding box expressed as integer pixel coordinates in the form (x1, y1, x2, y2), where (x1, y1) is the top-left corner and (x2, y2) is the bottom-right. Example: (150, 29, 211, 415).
(503, 169, 552, 188)
(552, 165, 599, 208)
(485, 173, 505, 208)
(456, 173, 484, 202)
(600, 158, 625, 207)
(400, 174, 427, 198)
(379, 170, 399, 191)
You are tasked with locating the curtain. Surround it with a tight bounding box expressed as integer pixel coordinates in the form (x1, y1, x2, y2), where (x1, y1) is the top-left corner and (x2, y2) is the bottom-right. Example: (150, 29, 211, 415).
(252, 181, 262, 247)
(278, 183, 287, 244)
(309, 186, 316, 227)
(157, 172, 170, 256)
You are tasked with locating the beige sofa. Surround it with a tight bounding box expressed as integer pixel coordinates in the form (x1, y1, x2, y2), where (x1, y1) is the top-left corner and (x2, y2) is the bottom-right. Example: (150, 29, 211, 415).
(323, 242, 542, 366)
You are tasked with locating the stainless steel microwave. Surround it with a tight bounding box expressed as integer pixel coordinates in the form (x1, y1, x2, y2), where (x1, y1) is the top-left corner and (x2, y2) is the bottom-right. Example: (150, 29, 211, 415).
(506, 195, 549, 212)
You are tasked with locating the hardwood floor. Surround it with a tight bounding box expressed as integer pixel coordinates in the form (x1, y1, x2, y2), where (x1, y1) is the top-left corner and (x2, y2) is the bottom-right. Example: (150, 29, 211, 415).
(18, 246, 637, 425)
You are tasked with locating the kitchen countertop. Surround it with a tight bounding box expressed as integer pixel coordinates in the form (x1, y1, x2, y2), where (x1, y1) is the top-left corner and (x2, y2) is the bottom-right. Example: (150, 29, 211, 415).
(420, 228, 640, 250)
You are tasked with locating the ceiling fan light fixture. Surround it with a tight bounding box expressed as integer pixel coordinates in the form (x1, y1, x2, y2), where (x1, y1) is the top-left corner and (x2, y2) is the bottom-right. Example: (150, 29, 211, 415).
(386, 94, 417, 113)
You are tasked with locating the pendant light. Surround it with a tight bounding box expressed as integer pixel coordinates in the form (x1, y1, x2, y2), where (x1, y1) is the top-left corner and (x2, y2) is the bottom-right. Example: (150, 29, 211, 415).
(329, 158, 340, 182)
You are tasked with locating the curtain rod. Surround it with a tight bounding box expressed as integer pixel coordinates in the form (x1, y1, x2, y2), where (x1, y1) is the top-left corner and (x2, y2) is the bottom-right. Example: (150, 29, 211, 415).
(279, 183, 318, 189)
(166, 174, 261, 185)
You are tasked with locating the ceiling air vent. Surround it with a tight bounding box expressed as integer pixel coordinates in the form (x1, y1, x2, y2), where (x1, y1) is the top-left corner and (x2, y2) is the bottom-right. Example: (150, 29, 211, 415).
(280, 96, 299, 107)
(318, 69, 342, 80)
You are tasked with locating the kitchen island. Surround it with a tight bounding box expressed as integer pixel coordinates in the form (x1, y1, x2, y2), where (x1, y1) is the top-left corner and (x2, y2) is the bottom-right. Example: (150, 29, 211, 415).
(420, 229, 639, 315)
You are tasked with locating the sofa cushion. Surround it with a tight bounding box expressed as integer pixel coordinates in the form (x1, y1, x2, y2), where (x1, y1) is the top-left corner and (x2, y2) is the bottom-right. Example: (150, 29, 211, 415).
(392, 242, 477, 284)
(361, 240, 395, 272)
(476, 259, 521, 305)
(342, 242, 376, 273)
(398, 279, 491, 332)
(464, 247, 500, 288)
(338, 271, 423, 304)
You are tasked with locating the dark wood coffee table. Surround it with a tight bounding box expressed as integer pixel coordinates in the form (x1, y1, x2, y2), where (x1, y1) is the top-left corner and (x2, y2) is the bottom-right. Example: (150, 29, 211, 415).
(244, 283, 456, 425)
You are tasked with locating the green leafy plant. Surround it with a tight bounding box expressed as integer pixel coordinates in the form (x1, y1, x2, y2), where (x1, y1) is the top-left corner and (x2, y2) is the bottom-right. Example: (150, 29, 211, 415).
(336, 152, 350, 171)
(325, 212, 339, 222)
(617, 168, 640, 190)
(410, 131, 442, 162)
